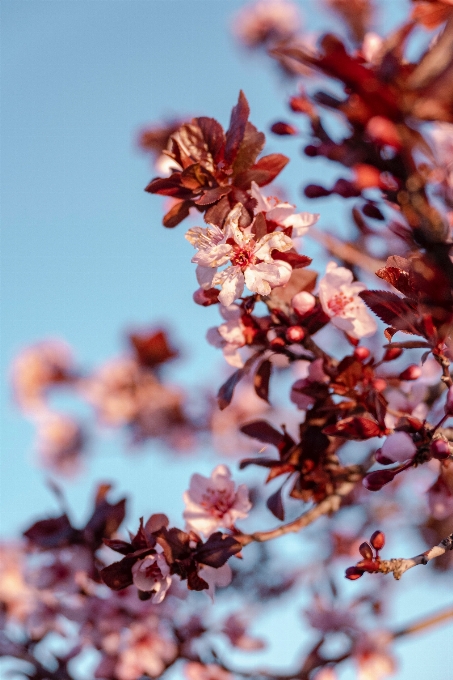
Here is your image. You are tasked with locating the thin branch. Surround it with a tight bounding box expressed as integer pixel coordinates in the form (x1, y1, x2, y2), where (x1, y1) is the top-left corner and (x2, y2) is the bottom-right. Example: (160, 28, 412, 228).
(393, 606, 453, 639)
(236, 463, 368, 547)
(378, 532, 453, 580)
(308, 227, 385, 275)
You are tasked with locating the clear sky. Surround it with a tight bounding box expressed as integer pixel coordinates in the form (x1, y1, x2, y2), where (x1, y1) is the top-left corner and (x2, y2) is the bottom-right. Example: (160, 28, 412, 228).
(1, 2, 451, 679)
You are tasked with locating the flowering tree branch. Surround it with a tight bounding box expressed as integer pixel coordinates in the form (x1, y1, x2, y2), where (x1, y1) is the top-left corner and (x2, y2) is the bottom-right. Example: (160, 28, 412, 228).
(378, 532, 453, 580)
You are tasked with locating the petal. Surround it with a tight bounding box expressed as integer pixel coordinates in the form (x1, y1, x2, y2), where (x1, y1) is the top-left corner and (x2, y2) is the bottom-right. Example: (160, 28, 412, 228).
(272, 260, 292, 287)
(192, 244, 232, 268)
(281, 211, 319, 236)
(253, 232, 293, 262)
(196, 265, 217, 289)
(214, 267, 244, 306)
(250, 181, 270, 212)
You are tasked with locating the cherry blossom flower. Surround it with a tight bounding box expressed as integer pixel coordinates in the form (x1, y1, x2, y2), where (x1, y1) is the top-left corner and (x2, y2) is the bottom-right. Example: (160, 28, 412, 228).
(353, 631, 396, 680)
(115, 622, 177, 680)
(186, 205, 293, 306)
(304, 596, 358, 634)
(185, 661, 233, 680)
(222, 612, 265, 650)
(34, 411, 85, 476)
(207, 304, 247, 368)
(380, 432, 416, 464)
(11, 340, 73, 413)
(250, 181, 319, 236)
(292, 290, 316, 316)
(318, 262, 377, 339)
(131, 553, 172, 604)
(183, 464, 251, 536)
(427, 475, 453, 519)
(232, 0, 301, 48)
(198, 563, 233, 601)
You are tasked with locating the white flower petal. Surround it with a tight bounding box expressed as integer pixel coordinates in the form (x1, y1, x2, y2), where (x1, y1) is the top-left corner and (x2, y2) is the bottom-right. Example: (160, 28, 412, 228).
(196, 265, 217, 289)
(214, 267, 245, 306)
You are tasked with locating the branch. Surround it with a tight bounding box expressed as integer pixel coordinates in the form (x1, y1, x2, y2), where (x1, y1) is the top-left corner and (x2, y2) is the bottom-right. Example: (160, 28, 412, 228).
(236, 463, 368, 547)
(378, 532, 453, 580)
(393, 606, 453, 639)
(307, 227, 385, 275)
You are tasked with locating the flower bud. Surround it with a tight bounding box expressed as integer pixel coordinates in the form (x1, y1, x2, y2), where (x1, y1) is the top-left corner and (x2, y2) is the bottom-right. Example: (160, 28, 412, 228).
(363, 469, 396, 491)
(359, 542, 373, 560)
(372, 378, 387, 392)
(271, 121, 297, 136)
(398, 364, 422, 381)
(354, 347, 370, 361)
(356, 558, 380, 572)
(383, 347, 403, 362)
(333, 178, 361, 198)
(269, 337, 286, 350)
(304, 144, 319, 157)
(445, 386, 453, 416)
(381, 431, 416, 463)
(292, 291, 316, 316)
(304, 184, 331, 198)
(375, 448, 394, 465)
(193, 287, 219, 306)
(362, 203, 384, 220)
(430, 438, 451, 461)
(370, 530, 385, 551)
(345, 566, 363, 580)
(286, 326, 305, 343)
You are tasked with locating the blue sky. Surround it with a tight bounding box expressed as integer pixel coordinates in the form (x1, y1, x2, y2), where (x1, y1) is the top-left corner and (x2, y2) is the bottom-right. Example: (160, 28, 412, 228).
(1, 1, 451, 678)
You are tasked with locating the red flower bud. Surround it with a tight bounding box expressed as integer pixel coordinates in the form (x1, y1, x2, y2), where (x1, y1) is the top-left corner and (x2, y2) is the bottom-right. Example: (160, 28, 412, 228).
(354, 347, 370, 361)
(269, 337, 286, 350)
(383, 347, 403, 362)
(359, 542, 373, 560)
(304, 144, 319, 157)
(333, 178, 361, 198)
(398, 365, 422, 381)
(304, 184, 331, 198)
(286, 326, 305, 343)
(375, 448, 394, 465)
(372, 378, 387, 392)
(363, 469, 395, 491)
(370, 530, 385, 551)
(362, 203, 384, 220)
(356, 558, 380, 572)
(193, 288, 219, 306)
(345, 566, 363, 580)
(430, 439, 451, 461)
(271, 121, 298, 136)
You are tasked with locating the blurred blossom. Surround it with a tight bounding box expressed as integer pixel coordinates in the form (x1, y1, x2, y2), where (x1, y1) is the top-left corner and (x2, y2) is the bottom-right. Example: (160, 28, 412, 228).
(427, 474, 453, 520)
(34, 411, 85, 475)
(115, 622, 177, 680)
(319, 262, 377, 339)
(380, 432, 416, 464)
(132, 553, 173, 603)
(11, 340, 73, 413)
(232, 0, 301, 48)
(185, 662, 233, 680)
(0, 544, 35, 623)
(183, 464, 251, 536)
(304, 596, 358, 634)
(222, 612, 265, 650)
(207, 304, 247, 368)
(353, 631, 396, 680)
(362, 32, 384, 65)
(199, 563, 233, 601)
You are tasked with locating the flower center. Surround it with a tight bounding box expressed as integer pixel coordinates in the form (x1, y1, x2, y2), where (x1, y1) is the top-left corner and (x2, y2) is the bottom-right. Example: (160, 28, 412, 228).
(144, 562, 163, 582)
(201, 487, 233, 517)
(327, 291, 354, 316)
(230, 245, 256, 269)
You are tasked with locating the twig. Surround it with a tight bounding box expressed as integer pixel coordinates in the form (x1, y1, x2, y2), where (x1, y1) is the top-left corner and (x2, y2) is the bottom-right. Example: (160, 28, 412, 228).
(308, 227, 385, 275)
(378, 532, 453, 580)
(393, 606, 453, 639)
(236, 463, 368, 547)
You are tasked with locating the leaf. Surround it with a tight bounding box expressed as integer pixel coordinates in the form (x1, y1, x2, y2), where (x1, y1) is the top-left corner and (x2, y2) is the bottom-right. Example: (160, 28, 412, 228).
(196, 116, 225, 162)
(130, 330, 178, 367)
(103, 538, 135, 555)
(187, 570, 209, 591)
(99, 557, 136, 590)
(239, 456, 279, 470)
(175, 123, 215, 171)
(272, 250, 312, 269)
(375, 266, 415, 297)
(194, 186, 231, 206)
(144, 174, 193, 199)
(163, 200, 192, 228)
(218, 368, 244, 410)
(266, 487, 285, 521)
(232, 121, 266, 176)
(240, 420, 284, 446)
(194, 532, 242, 568)
(145, 513, 169, 534)
(23, 514, 75, 549)
(254, 360, 271, 402)
(157, 527, 191, 563)
(235, 153, 289, 189)
(359, 290, 421, 335)
(225, 90, 250, 165)
(204, 195, 232, 227)
(323, 416, 382, 440)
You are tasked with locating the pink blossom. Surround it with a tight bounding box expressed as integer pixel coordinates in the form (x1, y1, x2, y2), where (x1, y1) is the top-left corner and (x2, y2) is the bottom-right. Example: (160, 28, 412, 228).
(304, 596, 358, 634)
(250, 181, 319, 236)
(34, 411, 84, 476)
(380, 432, 416, 463)
(199, 563, 233, 601)
(222, 613, 266, 650)
(183, 464, 251, 536)
(185, 661, 233, 680)
(427, 476, 453, 519)
(312, 669, 338, 680)
(11, 340, 73, 413)
(207, 305, 247, 368)
(290, 359, 328, 410)
(318, 262, 377, 339)
(186, 205, 293, 306)
(353, 631, 396, 680)
(132, 553, 172, 604)
(362, 32, 384, 64)
(292, 290, 316, 316)
(116, 622, 177, 680)
(232, 0, 301, 48)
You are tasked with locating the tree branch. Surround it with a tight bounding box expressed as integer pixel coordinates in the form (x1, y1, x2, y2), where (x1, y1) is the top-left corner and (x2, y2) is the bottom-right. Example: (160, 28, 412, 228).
(308, 227, 385, 275)
(393, 606, 453, 638)
(378, 532, 453, 580)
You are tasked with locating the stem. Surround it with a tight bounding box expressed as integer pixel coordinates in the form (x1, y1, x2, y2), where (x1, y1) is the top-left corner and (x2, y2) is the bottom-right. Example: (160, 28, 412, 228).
(378, 532, 453, 580)
(236, 463, 369, 546)
(308, 227, 385, 275)
(393, 606, 453, 639)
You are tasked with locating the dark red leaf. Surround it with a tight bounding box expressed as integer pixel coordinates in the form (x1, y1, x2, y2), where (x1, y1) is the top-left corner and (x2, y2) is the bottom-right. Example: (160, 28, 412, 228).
(239, 456, 279, 470)
(187, 570, 209, 591)
(225, 90, 250, 165)
(195, 116, 225, 162)
(359, 290, 420, 334)
(240, 420, 284, 446)
(375, 266, 415, 297)
(163, 200, 192, 228)
(272, 250, 312, 269)
(324, 416, 382, 440)
(103, 538, 135, 555)
(204, 195, 232, 227)
(232, 121, 266, 176)
(100, 557, 136, 590)
(194, 186, 231, 206)
(254, 360, 271, 402)
(235, 153, 289, 189)
(129, 330, 178, 367)
(194, 532, 242, 568)
(266, 487, 285, 521)
(218, 368, 244, 410)
(23, 515, 75, 549)
(156, 527, 191, 563)
(145, 513, 170, 534)
(144, 174, 193, 199)
(84, 498, 127, 548)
